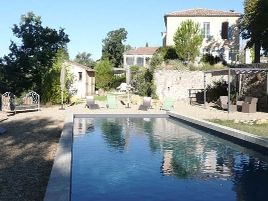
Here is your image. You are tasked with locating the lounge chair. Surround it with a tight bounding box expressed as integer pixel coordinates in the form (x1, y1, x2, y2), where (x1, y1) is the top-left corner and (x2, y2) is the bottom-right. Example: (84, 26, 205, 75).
(86, 96, 100, 109)
(138, 97, 152, 111)
(242, 97, 258, 113)
(106, 94, 118, 109)
(160, 98, 175, 111)
(116, 83, 128, 92)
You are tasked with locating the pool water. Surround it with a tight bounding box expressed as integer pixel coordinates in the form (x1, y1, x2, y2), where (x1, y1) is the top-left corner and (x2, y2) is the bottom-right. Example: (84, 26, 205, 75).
(71, 117, 268, 201)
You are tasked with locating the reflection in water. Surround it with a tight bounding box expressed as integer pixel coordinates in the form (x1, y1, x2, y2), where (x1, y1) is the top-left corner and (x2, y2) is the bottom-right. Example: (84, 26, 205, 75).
(72, 117, 268, 201)
(101, 119, 125, 151)
(73, 118, 95, 135)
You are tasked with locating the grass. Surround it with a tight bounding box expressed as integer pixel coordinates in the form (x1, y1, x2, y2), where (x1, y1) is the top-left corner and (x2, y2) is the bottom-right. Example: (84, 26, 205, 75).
(94, 95, 107, 101)
(209, 119, 268, 138)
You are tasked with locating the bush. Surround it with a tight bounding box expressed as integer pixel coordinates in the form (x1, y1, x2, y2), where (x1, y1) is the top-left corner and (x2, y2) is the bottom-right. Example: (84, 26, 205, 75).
(131, 68, 157, 98)
(95, 59, 113, 90)
(110, 75, 126, 89)
(150, 52, 164, 69)
(42, 49, 71, 104)
(201, 54, 227, 66)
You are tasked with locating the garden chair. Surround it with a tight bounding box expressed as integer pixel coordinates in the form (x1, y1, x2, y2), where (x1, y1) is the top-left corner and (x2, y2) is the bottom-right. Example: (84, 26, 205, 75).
(160, 98, 175, 111)
(86, 96, 100, 109)
(138, 97, 152, 111)
(242, 97, 258, 113)
(106, 94, 118, 109)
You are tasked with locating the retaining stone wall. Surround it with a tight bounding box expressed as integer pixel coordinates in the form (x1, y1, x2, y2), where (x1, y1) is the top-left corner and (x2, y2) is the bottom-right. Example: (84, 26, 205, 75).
(154, 70, 227, 101)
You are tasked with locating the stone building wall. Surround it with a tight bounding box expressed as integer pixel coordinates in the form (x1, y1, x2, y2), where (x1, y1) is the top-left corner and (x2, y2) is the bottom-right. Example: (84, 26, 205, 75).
(154, 70, 227, 102)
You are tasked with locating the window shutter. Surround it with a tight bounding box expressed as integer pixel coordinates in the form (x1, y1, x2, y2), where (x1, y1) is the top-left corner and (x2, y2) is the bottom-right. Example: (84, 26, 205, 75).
(221, 22, 229, 39)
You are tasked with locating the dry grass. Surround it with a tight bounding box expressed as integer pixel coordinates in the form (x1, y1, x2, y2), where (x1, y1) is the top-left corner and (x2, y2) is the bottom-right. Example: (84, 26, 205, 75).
(209, 119, 268, 138)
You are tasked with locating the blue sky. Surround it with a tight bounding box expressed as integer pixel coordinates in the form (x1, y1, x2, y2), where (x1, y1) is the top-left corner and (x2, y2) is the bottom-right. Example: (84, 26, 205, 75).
(0, 0, 244, 60)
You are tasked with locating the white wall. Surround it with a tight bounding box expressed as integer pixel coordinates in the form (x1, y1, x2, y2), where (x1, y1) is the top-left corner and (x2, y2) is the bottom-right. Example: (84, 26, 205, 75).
(123, 54, 154, 68)
(165, 16, 240, 62)
(166, 16, 239, 46)
(69, 64, 88, 98)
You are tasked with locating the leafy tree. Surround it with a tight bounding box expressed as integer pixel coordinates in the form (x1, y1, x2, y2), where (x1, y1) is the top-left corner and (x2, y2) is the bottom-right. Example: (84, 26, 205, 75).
(150, 52, 164, 69)
(95, 59, 113, 90)
(131, 67, 156, 97)
(173, 20, 203, 62)
(42, 49, 72, 104)
(124, 44, 132, 52)
(74, 52, 95, 68)
(240, 0, 268, 63)
(0, 12, 69, 96)
(101, 28, 128, 67)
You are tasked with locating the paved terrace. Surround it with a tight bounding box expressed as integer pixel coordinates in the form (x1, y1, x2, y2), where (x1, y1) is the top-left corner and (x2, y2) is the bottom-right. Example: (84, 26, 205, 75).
(1, 100, 267, 121)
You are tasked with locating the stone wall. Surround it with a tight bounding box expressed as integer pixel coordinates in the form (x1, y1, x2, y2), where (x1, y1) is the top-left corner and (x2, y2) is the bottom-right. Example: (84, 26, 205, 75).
(154, 70, 227, 102)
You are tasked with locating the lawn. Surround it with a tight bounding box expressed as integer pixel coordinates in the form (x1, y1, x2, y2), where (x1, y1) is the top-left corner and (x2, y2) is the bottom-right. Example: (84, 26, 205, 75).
(209, 119, 268, 138)
(94, 95, 107, 101)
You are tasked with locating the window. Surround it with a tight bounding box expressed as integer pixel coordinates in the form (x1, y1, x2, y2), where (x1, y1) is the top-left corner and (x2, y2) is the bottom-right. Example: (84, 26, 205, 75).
(136, 57, 144, 67)
(221, 22, 229, 39)
(203, 22, 210, 38)
(126, 57, 134, 66)
(78, 72, 82, 81)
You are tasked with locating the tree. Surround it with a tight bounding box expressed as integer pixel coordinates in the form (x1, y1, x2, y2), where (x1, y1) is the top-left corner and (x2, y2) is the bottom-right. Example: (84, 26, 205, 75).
(240, 0, 268, 63)
(101, 28, 128, 67)
(131, 67, 156, 97)
(42, 49, 71, 104)
(173, 20, 203, 62)
(0, 12, 70, 96)
(95, 59, 113, 90)
(74, 52, 95, 68)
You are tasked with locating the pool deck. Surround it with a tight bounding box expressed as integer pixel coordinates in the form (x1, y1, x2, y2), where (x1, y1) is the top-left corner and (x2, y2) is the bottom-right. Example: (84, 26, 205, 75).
(42, 101, 268, 201)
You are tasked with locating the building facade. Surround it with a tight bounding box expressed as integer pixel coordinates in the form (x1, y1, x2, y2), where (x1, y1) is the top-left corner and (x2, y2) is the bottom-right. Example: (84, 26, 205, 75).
(162, 8, 241, 63)
(123, 47, 158, 68)
(66, 61, 95, 98)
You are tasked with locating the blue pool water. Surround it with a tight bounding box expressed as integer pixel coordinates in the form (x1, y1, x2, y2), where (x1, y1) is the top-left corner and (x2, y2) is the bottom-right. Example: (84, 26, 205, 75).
(71, 117, 268, 201)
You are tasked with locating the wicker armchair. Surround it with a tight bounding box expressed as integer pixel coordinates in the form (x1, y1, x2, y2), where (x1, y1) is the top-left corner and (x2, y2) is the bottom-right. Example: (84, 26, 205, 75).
(241, 97, 258, 113)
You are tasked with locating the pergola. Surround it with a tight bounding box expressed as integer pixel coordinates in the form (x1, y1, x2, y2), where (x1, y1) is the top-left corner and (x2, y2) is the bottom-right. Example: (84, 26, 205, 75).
(204, 65, 268, 113)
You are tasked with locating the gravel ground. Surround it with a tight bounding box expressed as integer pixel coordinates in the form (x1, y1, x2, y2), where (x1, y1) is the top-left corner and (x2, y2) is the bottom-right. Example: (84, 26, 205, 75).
(0, 106, 65, 201)
(1, 101, 267, 201)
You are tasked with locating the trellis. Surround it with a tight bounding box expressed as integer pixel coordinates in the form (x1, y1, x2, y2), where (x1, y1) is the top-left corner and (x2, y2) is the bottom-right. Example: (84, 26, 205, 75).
(204, 66, 268, 113)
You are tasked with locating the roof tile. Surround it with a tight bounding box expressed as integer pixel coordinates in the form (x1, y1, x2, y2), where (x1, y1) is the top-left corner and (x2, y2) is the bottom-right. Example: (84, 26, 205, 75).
(125, 47, 158, 55)
(165, 8, 241, 17)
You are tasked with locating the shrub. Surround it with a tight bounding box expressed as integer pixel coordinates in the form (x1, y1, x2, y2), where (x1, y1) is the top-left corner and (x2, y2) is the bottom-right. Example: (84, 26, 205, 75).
(95, 59, 113, 90)
(42, 49, 71, 104)
(150, 52, 164, 69)
(131, 68, 157, 98)
(110, 74, 126, 89)
(201, 54, 227, 66)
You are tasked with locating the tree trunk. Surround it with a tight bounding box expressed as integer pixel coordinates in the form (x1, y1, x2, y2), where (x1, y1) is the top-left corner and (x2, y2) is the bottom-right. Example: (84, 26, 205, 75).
(254, 41, 261, 63)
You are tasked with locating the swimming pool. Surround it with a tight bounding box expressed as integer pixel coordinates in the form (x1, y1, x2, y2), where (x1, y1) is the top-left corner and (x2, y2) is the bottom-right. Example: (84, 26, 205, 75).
(71, 117, 268, 201)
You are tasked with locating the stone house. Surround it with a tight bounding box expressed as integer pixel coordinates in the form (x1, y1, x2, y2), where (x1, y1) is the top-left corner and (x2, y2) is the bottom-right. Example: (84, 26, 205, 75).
(67, 61, 95, 98)
(162, 8, 241, 63)
(123, 47, 158, 68)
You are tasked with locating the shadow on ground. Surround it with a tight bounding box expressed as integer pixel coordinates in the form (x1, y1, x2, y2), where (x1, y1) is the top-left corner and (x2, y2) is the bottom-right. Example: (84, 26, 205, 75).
(0, 116, 63, 201)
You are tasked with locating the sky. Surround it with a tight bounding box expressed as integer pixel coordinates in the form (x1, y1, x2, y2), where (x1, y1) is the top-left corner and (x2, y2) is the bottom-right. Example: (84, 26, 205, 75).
(0, 0, 244, 60)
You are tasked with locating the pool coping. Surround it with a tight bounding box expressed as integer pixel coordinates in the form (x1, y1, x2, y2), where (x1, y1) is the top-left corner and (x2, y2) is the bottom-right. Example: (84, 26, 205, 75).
(168, 111, 268, 152)
(44, 113, 73, 201)
(43, 113, 168, 201)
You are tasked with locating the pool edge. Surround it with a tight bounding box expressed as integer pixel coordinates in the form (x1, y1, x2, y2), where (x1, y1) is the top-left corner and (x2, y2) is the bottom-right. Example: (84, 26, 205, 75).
(44, 113, 73, 201)
(168, 111, 268, 152)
